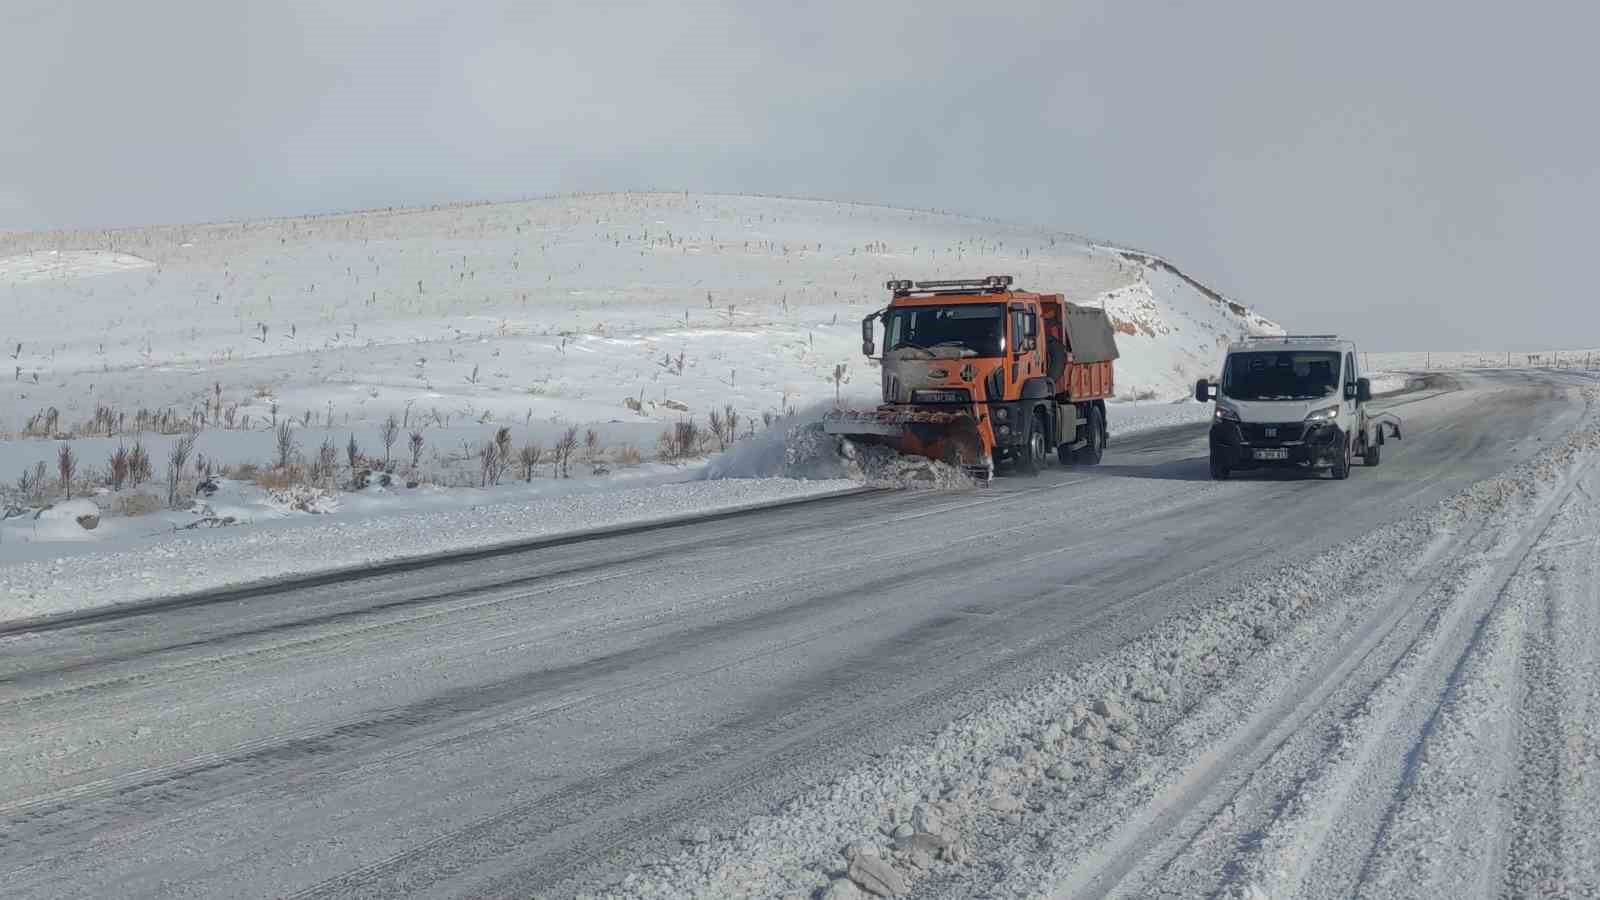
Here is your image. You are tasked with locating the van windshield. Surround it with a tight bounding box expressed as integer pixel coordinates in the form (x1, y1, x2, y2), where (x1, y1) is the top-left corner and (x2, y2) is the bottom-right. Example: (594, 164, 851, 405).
(1222, 351, 1341, 401)
(884, 304, 1004, 358)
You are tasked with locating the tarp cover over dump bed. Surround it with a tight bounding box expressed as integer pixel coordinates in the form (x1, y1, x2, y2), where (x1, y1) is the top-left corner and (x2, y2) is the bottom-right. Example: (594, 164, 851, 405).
(1063, 302, 1120, 363)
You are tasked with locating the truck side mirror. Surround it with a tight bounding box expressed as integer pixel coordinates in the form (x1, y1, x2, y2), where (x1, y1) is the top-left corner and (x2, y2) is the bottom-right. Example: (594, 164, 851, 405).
(1355, 378, 1371, 403)
(1195, 379, 1213, 403)
(861, 317, 875, 357)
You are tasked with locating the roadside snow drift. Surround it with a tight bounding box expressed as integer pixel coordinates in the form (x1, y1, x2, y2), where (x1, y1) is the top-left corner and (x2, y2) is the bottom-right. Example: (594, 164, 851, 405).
(601, 385, 1600, 900)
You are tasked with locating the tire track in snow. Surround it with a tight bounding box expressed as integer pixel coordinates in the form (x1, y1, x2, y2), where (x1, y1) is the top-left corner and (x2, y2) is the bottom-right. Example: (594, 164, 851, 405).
(1499, 465, 1600, 897)
(1229, 459, 1594, 899)
(1048, 513, 1495, 899)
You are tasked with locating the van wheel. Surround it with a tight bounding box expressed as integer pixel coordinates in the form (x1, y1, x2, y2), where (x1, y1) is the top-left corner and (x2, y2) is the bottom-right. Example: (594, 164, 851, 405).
(1074, 407, 1105, 466)
(1331, 435, 1352, 480)
(1364, 437, 1381, 467)
(1210, 453, 1230, 480)
(1017, 411, 1046, 476)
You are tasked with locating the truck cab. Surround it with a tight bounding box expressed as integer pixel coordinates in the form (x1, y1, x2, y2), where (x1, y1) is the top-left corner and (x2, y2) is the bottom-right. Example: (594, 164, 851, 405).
(1197, 335, 1387, 480)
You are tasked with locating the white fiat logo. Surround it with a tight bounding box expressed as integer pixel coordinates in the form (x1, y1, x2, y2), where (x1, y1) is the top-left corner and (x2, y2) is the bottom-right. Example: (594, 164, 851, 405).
(1264, 426, 1278, 437)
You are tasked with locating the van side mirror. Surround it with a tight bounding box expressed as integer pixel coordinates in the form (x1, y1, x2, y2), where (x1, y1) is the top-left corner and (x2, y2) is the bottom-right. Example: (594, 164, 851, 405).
(1195, 379, 1214, 403)
(861, 316, 876, 357)
(1355, 377, 1371, 403)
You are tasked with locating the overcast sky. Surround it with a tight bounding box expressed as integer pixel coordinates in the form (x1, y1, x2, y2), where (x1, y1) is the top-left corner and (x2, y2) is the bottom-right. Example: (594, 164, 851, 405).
(3, 0, 1596, 350)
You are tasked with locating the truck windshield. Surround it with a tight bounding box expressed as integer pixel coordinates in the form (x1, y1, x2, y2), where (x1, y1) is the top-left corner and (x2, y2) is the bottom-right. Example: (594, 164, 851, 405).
(1222, 351, 1342, 401)
(883, 304, 1004, 358)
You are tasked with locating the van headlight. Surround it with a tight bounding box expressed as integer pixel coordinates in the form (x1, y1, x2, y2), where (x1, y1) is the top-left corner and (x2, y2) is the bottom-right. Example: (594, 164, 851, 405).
(1304, 405, 1340, 422)
(1214, 402, 1241, 422)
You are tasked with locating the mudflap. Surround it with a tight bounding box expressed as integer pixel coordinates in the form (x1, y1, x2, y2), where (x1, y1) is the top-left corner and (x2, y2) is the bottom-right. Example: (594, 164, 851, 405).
(823, 409, 993, 481)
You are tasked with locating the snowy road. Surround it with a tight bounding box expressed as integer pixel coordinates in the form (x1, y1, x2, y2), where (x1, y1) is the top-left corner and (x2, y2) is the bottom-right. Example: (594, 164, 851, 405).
(1, 369, 1595, 899)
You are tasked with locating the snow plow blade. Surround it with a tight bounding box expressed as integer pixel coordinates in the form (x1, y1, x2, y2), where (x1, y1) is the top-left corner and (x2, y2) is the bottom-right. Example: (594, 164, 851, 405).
(822, 408, 993, 481)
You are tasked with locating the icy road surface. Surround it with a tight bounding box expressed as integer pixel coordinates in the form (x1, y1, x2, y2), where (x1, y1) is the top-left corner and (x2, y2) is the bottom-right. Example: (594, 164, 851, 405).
(1, 369, 1595, 899)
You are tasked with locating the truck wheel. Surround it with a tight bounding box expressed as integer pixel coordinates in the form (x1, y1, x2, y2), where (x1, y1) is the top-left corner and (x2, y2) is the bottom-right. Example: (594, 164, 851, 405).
(1210, 453, 1230, 480)
(1331, 436, 1352, 480)
(1364, 437, 1381, 467)
(1017, 411, 1046, 476)
(1075, 407, 1105, 465)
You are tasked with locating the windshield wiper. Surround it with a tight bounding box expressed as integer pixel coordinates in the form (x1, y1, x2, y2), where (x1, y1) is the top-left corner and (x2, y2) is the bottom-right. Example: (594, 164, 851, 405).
(929, 340, 981, 357)
(888, 341, 936, 357)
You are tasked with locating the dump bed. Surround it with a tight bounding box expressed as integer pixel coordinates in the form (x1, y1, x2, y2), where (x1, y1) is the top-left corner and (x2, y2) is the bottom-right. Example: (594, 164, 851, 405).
(1043, 297, 1118, 401)
(1062, 302, 1120, 363)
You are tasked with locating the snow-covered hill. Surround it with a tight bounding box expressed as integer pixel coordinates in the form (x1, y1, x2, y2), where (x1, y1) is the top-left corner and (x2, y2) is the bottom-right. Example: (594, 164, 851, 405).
(1, 193, 1276, 441)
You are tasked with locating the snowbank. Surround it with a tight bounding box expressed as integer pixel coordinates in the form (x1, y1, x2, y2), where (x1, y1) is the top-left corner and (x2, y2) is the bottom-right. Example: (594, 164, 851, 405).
(603, 390, 1600, 900)
(0, 477, 855, 624)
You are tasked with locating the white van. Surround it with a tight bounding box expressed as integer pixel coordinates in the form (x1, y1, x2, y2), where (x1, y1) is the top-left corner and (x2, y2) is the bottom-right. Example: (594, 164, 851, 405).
(1196, 335, 1397, 480)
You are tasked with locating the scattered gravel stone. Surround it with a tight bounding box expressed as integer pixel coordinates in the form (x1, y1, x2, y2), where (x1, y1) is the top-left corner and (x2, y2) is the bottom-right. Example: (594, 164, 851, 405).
(1134, 685, 1169, 703)
(822, 877, 867, 900)
(1045, 762, 1074, 781)
(893, 831, 951, 855)
(1072, 715, 1106, 741)
(1094, 698, 1126, 720)
(847, 854, 909, 897)
(989, 793, 1024, 814)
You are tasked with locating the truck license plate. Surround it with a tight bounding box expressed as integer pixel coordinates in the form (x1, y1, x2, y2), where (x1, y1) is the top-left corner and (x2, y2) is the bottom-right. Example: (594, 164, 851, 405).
(1254, 448, 1289, 460)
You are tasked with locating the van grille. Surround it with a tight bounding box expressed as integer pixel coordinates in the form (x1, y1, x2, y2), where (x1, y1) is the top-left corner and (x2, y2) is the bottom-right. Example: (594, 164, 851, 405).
(1240, 422, 1304, 443)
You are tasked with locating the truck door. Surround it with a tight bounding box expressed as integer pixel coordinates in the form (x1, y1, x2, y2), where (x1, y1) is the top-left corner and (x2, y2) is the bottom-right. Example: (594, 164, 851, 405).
(1010, 307, 1041, 384)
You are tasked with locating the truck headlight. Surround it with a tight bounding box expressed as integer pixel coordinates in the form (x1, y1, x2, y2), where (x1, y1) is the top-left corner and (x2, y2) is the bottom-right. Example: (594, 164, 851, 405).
(1304, 405, 1340, 422)
(992, 406, 1009, 423)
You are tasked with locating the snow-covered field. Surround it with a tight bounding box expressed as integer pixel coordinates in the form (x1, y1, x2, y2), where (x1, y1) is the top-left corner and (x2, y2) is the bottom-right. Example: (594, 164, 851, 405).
(598, 383, 1600, 900)
(0, 399, 1206, 624)
(0, 193, 1275, 585)
(0, 193, 1278, 435)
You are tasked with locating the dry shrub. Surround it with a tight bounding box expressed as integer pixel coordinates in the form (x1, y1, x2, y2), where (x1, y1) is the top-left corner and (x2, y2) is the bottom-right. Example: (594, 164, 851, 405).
(167, 433, 196, 508)
(518, 442, 544, 481)
(615, 444, 642, 466)
(313, 436, 339, 483)
(657, 417, 703, 461)
(128, 440, 153, 486)
(275, 420, 298, 469)
(114, 493, 163, 517)
(227, 462, 261, 481)
(107, 444, 131, 491)
(479, 439, 501, 487)
(253, 465, 308, 491)
(553, 426, 579, 478)
(380, 414, 400, 468)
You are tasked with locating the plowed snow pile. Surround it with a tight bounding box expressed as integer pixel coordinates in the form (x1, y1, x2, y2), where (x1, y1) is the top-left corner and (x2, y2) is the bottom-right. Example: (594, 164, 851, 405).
(705, 419, 972, 489)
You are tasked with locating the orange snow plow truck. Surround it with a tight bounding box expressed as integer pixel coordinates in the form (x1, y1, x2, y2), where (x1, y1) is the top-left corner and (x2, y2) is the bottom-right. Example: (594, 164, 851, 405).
(824, 276, 1119, 481)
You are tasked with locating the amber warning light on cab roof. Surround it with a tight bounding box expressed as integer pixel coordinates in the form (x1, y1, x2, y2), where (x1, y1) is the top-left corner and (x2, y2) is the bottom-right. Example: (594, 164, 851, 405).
(886, 276, 1014, 297)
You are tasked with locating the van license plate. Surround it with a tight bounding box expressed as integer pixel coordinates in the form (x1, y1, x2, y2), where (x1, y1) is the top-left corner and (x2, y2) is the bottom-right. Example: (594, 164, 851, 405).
(1254, 448, 1289, 460)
